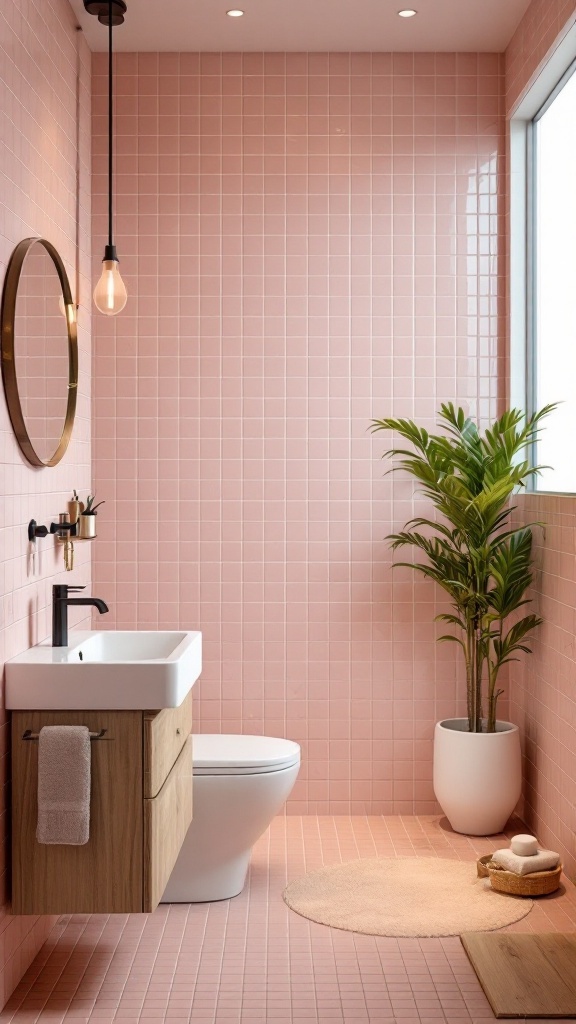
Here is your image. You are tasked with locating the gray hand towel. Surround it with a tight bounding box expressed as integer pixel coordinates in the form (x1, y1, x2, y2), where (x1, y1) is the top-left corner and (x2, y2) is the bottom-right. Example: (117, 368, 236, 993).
(37, 726, 91, 845)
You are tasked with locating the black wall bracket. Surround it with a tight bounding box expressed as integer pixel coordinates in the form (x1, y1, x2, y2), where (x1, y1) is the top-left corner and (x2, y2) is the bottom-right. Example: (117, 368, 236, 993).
(28, 519, 76, 542)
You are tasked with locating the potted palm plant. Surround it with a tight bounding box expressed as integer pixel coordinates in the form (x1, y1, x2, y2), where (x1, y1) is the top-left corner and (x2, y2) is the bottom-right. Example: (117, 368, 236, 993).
(371, 404, 553, 835)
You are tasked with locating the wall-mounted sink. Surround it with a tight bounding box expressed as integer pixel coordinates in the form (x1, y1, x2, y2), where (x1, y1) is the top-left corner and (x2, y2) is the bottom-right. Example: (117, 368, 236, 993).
(5, 630, 202, 710)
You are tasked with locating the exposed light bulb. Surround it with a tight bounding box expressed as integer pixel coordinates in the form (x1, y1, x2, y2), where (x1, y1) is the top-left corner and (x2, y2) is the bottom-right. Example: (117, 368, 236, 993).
(86, 5, 127, 317)
(226, 9, 244, 15)
(398, 8, 417, 15)
(93, 259, 127, 316)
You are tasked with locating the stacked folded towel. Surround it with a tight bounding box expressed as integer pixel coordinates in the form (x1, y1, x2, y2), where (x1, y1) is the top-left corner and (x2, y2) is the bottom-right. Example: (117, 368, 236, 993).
(492, 833, 560, 875)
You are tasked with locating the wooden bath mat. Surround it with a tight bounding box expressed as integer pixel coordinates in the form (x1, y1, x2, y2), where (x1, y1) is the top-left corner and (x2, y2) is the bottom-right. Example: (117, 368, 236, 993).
(461, 932, 576, 1018)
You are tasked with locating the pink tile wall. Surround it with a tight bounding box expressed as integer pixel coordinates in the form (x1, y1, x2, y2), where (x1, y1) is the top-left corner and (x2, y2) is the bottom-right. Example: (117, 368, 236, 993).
(506, 0, 576, 876)
(509, 495, 576, 876)
(92, 51, 505, 814)
(505, 0, 576, 114)
(0, 0, 92, 1007)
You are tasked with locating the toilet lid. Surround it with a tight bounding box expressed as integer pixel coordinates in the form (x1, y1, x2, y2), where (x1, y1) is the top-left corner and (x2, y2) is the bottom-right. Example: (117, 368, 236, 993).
(192, 734, 301, 775)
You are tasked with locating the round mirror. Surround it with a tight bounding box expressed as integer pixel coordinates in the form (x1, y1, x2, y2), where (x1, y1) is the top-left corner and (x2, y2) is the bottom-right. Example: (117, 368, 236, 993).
(1, 237, 78, 467)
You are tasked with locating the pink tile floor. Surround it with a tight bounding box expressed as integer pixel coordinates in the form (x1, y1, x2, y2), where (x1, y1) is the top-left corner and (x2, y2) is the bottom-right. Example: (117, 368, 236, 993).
(3, 816, 576, 1024)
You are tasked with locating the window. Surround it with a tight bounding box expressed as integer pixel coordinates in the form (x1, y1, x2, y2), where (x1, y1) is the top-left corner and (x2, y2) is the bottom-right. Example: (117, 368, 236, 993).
(530, 63, 576, 492)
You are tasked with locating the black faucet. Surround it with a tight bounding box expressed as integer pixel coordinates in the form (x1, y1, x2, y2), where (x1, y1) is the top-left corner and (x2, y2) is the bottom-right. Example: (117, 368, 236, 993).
(52, 584, 109, 647)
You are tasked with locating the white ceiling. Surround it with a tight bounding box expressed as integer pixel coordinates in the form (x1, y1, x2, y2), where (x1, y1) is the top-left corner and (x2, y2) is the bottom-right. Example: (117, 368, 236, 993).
(69, 0, 532, 53)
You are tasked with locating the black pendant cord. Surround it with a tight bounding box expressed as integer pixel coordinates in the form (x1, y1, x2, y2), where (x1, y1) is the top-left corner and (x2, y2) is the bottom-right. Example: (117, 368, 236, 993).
(108, 0, 113, 251)
(82, 0, 126, 264)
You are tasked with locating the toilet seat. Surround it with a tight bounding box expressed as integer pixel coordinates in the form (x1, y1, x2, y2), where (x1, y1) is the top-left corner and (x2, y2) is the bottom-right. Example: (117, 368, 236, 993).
(193, 734, 301, 775)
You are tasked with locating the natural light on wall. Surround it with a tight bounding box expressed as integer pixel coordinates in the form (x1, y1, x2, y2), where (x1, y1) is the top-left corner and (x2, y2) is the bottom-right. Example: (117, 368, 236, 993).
(533, 67, 576, 492)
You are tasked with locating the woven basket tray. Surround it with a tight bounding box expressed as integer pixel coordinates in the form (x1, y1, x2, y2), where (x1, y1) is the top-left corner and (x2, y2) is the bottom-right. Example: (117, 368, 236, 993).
(476, 854, 562, 896)
(477, 854, 494, 878)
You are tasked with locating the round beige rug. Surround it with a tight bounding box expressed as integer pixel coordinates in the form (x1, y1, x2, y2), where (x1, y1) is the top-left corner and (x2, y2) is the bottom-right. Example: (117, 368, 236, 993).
(283, 857, 533, 937)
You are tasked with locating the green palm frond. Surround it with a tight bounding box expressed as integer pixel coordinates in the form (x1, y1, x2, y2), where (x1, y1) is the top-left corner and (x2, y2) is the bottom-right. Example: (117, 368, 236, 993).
(492, 614, 543, 667)
(372, 403, 556, 733)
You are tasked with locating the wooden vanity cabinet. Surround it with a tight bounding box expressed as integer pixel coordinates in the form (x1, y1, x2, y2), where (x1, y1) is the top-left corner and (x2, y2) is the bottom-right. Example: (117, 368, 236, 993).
(11, 692, 193, 915)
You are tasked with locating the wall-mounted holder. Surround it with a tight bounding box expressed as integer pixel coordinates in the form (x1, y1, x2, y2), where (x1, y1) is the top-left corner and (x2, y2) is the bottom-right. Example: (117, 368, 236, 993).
(28, 516, 78, 572)
(28, 494, 102, 573)
(28, 516, 76, 573)
(67, 494, 102, 541)
(28, 519, 75, 542)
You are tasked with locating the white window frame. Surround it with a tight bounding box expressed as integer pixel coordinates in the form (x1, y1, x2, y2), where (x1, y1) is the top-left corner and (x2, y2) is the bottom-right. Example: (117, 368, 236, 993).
(510, 20, 576, 494)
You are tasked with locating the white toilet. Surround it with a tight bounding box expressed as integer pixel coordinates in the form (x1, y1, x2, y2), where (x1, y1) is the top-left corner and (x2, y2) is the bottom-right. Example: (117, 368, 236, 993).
(162, 734, 301, 903)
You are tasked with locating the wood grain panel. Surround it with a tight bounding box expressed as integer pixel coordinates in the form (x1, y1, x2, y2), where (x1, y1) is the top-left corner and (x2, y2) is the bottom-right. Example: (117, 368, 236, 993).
(11, 710, 143, 914)
(143, 692, 192, 798)
(461, 931, 576, 1017)
(143, 735, 193, 911)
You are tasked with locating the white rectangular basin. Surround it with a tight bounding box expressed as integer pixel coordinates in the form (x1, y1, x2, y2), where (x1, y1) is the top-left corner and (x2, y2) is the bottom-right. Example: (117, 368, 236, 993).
(5, 630, 202, 710)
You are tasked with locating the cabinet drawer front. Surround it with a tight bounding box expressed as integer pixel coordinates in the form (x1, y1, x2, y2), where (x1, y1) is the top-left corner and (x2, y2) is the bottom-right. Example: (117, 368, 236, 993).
(143, 691, 192, 797)
(143, 735, 193, 911)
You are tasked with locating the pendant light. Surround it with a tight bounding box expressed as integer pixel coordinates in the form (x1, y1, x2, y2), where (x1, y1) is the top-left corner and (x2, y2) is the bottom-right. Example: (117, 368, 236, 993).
(84, 0, 128, 315)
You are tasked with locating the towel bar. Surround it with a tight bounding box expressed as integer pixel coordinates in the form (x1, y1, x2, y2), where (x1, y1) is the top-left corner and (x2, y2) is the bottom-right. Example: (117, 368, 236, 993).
(22, 728, 108, 741)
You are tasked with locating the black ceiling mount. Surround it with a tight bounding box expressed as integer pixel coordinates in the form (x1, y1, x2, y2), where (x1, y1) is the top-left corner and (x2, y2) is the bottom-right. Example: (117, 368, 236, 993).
(83, 0, 127, 25)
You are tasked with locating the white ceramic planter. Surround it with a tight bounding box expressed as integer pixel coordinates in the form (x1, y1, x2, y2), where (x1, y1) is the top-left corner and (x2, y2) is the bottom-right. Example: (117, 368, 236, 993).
(433, 718, 522, 836)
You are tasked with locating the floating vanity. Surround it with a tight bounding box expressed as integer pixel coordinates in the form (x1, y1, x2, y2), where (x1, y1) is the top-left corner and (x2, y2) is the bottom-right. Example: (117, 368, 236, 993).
(7, 630, 202, 915)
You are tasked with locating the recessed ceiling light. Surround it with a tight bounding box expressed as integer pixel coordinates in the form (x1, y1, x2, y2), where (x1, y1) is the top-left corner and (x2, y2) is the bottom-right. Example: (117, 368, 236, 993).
(398, 8, 418, 16)
(226, 8, 244, 15)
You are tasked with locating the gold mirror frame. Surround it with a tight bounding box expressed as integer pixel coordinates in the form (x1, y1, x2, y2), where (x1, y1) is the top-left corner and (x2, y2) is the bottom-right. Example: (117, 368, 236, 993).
(1, 237, 78, 467)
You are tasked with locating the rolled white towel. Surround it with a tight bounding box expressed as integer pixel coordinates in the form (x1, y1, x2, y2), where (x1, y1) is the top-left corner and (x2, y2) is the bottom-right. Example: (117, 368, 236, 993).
(511, 834, 539, 857)
(492, 847, 560, 876)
